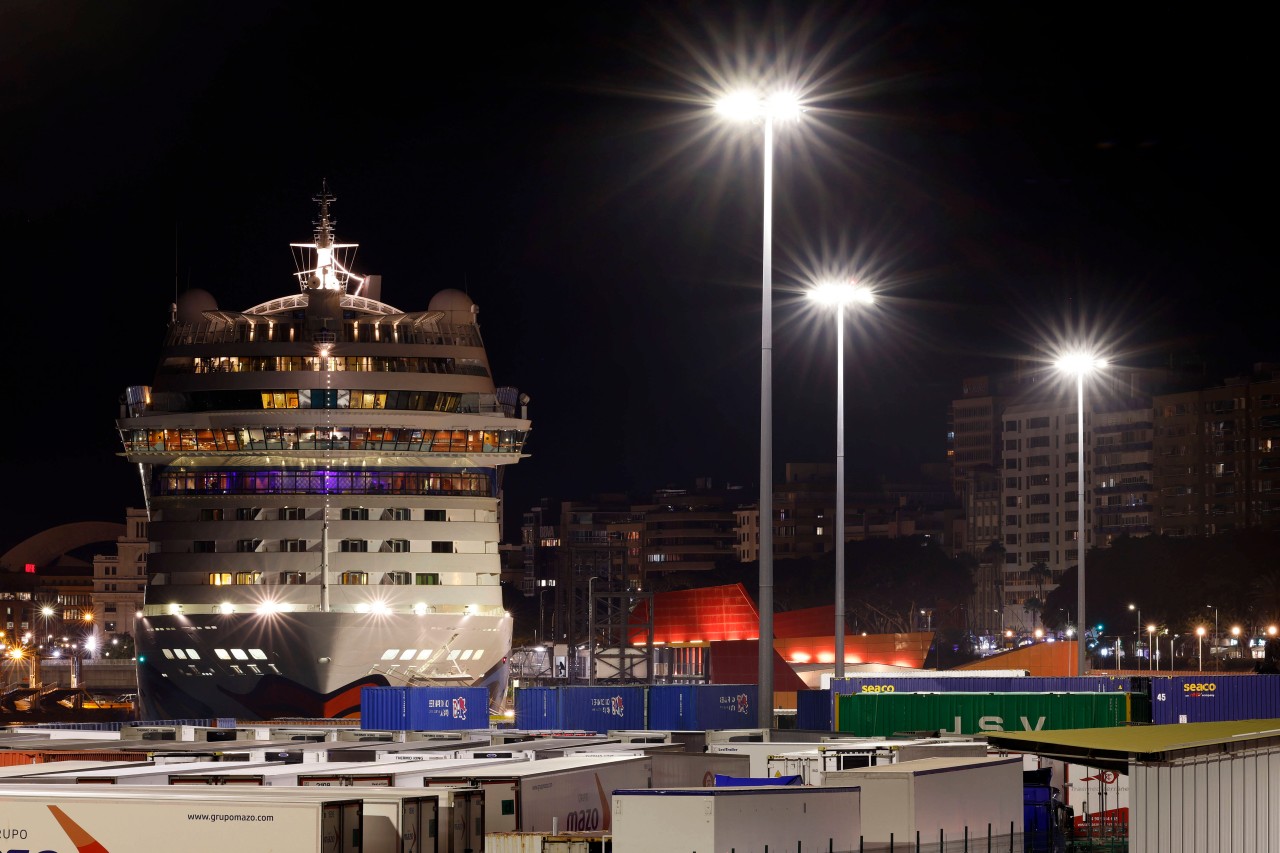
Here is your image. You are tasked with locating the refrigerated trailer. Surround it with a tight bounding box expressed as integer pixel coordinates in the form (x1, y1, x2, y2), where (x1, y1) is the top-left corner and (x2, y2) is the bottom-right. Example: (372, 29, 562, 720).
(0, 785, 362, 853)
(23, 758, 285, 785)
(766, 739, 992, 784)
(163, 755, 521, 787)
(27, 782, 483, 853)
(420, 754, 654, 835)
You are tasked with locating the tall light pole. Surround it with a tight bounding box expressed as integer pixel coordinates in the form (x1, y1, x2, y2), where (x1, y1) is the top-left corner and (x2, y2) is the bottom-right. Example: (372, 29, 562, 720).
(1129, 604, 1140, 670)
(1196, 626, 1205, 671)
(1148, 624, 1157, 672)
(808, 280, 874, 679)
(1056, 353, 1106, 677)
(717, 90, 801, 727)
(1207, 605, 1219, 670)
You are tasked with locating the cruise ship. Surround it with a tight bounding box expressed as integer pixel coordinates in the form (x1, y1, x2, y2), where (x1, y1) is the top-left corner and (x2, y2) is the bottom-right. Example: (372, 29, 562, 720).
(116, 186, 530, 721)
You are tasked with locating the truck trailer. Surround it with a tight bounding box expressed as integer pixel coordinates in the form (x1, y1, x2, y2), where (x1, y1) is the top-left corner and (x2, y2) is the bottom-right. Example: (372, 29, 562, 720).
(420, 753, 654, 835)
(0, 785, 362, 853)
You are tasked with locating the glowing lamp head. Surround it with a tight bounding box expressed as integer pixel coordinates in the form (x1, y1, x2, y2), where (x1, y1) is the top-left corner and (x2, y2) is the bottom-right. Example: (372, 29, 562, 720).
(1196, 626, 1206, 636)
(1055, 352, 1107, 376)
(716, 90, 802, 122)
(1147, 625, 1156, 634)
(809, 281, 874, 307)
(219, 602, 234, 614)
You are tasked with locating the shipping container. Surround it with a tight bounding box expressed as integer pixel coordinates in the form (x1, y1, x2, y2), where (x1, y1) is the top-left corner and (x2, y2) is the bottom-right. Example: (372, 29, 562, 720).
(795, 688, 832, 731)
(610, 784, 861, 853)
(645, 684, 758, 730)
(1148, 674, 1280, 724)
(513, 687, 562, 729)
(419, 754, 654, 836)
(406, 686, 491, 730)
(558, 686, 646, 732)
(0, 785, 362, 853)
(820, 755, 1023, 847)
(361, 686, 409, 730)
(835, 692, 1132, 737)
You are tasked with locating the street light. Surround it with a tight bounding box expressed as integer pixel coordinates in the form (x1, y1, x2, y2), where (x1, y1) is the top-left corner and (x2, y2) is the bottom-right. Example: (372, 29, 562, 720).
(1148, 624, 1157, 672)
(808, 280, 874, 679)
(1196, 626, 1205, 671)
(1232, 625, 1241, 659)
(1055, 352, 1105, 677)
(717, 89, 802, 726)
(1129, 604, 1141, 671)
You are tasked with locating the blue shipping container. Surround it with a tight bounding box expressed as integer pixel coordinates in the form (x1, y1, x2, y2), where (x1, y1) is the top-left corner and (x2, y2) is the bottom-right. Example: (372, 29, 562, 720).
(559, 686, 646, 732)
(405, 686, 489, 730)
(361, 686, 407, 730)
(694, 684, 758, 730)
(514, 686, 561, 730)
(1149, 675, 1280, 724)
(795, 689, 832, 732)
(648, 685, 759, 730)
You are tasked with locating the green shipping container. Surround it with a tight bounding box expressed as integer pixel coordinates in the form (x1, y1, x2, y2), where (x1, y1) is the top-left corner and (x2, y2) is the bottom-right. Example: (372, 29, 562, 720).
(834, 691, 1131, 737)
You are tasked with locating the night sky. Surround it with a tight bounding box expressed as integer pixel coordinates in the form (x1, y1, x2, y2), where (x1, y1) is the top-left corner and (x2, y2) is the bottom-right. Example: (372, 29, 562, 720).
(3, 2, 1272, 552)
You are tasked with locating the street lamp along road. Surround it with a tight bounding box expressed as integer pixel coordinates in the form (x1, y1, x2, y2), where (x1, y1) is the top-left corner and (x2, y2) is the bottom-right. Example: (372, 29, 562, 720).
(1055, 352, 1106, 677)
(716, 89, 802, 726)
(808, 280, 874, 679)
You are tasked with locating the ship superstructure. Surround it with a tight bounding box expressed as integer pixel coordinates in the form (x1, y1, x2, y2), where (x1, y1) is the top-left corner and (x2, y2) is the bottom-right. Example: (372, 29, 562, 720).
(117, 186, 530, 720)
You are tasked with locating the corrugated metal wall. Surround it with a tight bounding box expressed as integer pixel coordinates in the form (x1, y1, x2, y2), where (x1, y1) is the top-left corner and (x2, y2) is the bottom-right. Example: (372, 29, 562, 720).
(1131, 740, 1280, 852)
(835, 692, 1131, 736)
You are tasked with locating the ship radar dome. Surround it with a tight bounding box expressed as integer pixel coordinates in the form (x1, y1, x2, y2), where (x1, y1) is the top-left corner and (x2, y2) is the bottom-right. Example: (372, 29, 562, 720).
(428, 288, 478, 326)
(175, 288, 218, 324)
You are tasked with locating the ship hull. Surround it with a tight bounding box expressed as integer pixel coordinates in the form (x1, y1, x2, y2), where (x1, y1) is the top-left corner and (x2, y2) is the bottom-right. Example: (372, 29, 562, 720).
(135, 610, 512, 721)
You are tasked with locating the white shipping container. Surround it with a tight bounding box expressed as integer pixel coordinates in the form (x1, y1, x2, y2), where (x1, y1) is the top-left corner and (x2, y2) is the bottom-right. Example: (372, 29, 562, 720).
(0, 785, 362, 853)
(707, 741, 838, 776)
(822, 755, 1023, 845)
(611, 784, 861, 853)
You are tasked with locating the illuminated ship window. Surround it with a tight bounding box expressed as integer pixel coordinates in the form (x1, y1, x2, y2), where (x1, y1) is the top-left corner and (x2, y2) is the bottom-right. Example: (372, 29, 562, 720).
(249, 649, 267, 660)
(399, 650, 417, 661)
(460, 650, 473, 661)
(173, 649, 188, 660)
(208, 573, 232, 585)
(415, 573, 439, 586)
(162, 649, 175, 659)
(341, 571, 369, 584)
(416, 650, 432, 660)
(185, 649, 200, 659)
(447, 650, 461, 661)
(427, 649, 447, 664)
(231, 649, 249, 660)
(471, 649, 484, 661)
(235, 572, 261, 584)
(215, 649, 231, 660)
(230, 665, 244, 675)
(381, 650, 400, 661)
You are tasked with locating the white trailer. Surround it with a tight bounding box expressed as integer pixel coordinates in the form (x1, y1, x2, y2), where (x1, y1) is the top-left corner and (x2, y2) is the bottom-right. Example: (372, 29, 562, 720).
(0, 759, 153, 780)
(420, 754, 654, 836)
(0, 784, 362, 853)
(707, 740, 845, 776)
(610, 784, 862, 853)
(162, 755, 520, 787)
(821, 755, 1023, 847)
(767, 739, 991, 784)
(29, 782, 482, 853)
(8, 758, 281, 785)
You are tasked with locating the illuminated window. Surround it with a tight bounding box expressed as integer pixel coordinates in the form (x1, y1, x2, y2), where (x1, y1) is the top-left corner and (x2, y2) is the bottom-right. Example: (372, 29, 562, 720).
(231, 649, 248, 660)
(208, 573, 232, 586)
(215, 649, 231, 660)
(415, 573, 440, 585)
